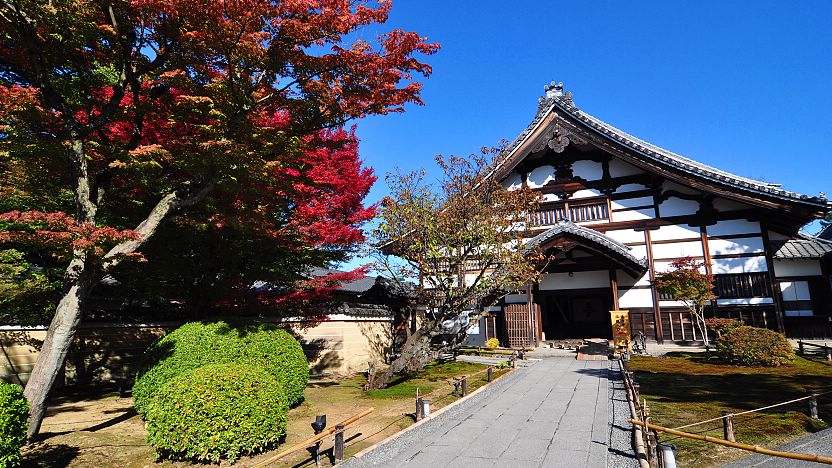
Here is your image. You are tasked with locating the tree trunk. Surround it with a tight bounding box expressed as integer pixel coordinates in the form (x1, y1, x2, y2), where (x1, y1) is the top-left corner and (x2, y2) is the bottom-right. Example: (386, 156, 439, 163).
(23, 270, 96, 440)
(366, 325, 433, 390)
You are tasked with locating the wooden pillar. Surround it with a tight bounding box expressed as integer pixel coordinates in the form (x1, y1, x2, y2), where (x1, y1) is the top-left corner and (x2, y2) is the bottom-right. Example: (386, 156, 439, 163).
(761, 226, 786, 333)
(700, 225, 719, 318)
(609, 269, 620, 311)
(645, 229, 664, 343)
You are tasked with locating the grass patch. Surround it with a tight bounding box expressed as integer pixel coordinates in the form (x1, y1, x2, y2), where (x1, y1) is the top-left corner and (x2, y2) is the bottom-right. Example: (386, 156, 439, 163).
(628, 353, 832, 467)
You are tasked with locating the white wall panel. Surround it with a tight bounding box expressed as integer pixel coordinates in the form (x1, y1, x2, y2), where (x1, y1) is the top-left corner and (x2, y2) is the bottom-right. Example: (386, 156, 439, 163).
(572, 160, 604, 181)
(605, 229, 646, 244)
(774, 259, 822, 277)
(613, 208, 654, 222)
(618, 288, 654, 308)
(658, 197, 700, 217)
(628, 245, 649, 261)
(711, 256, 768, 273)
(527, 165, 555, 188)
(503, 173, 522, 190)
(651, 241, 704, 260)
(713, 198, 749, 212)
(539, 271, 609, 290)
(611, 196, 654, 210)
(572, 188, 603, 199)
(608, 158, 645, 177)
(708, 237, 764, 256)
(615, 183, 648, 193)
(708, 219, 761, 237)
(504, 294, 527, 304)
(717, 298, 774, 305)
(617, 271, 652, 287)
(651, 224, 701, 241)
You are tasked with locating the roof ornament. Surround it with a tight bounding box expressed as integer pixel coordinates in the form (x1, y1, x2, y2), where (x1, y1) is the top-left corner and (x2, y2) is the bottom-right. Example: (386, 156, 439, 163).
(543, 81, 574, 105)
(532, 121, 587, 153)
(819, 191, 827, 201)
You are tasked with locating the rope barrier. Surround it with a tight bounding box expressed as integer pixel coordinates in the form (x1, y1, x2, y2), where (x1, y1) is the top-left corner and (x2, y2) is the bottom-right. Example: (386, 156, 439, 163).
(672, 390, 832, 430)
(631, 419, 832, 465)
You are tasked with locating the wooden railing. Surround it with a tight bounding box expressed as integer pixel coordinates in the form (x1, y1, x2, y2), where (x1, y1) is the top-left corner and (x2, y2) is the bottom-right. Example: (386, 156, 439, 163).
(529, 200, 609, 226)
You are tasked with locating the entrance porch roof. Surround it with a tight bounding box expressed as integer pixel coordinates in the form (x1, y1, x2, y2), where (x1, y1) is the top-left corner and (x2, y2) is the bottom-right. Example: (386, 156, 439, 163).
(525, 221, 648, 276)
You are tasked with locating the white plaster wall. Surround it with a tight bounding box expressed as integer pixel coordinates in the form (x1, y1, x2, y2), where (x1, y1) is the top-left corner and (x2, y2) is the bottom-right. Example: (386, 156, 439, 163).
(650, 224, 701, 241)
(713, 197, 749, 212)
(654, 260, 708, 274)
(629, 244, 649, 261)
(608, 158, 645, 177)
(539, 271, 609, 290)
(611, 196, 654, 210)
(708, 237, 764, 256)
(572, 188, 603, 199)
(605, 229, 646, 244)
(618, 288, 654, 308)
(541, 193, 561, 202)
(503, 173, 522, 190)
(572, 160, 604, 181)
(527, 165, 555, 188)
(708, 219, 761, 237)
(651, 241, 705, 260)
(658, 197, 700, 217)
(717, 298, 775, 305)
(615, 183, 648, 193)
(613, 208, 654, 222)
(616, 271, 651, 287)
(711, 256, 768, 273)
(774, 259, 822, 277)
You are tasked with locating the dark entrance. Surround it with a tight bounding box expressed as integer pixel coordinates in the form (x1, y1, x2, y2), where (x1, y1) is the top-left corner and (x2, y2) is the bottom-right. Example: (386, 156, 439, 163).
(538, 288, 613, 339)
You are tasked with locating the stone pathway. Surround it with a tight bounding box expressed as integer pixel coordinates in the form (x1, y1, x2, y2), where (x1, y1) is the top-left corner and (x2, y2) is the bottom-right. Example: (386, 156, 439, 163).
(722, 427, 832, 467)
(344, 358, 632, 467)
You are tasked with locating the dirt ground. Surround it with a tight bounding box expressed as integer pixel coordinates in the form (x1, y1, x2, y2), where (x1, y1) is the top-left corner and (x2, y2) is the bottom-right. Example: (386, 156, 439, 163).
(21, 362, 506, 468)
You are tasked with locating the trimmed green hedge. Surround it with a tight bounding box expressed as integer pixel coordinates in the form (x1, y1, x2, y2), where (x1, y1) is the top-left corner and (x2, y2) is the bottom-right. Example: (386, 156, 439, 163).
(145, 364, 288, 463)
(132, 321, 308, 415)
(717, 326, 795, 367)
(0, 382, 29, 468)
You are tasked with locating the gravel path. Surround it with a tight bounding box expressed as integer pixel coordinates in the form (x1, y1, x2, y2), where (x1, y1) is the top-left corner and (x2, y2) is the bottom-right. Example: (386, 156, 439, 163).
(342, 358, 636, 467)
(722, 427, 832, 467)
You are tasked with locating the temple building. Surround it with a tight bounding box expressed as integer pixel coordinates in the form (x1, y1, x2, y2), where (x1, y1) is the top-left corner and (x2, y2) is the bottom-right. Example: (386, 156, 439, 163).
(476, 82, 832, 346)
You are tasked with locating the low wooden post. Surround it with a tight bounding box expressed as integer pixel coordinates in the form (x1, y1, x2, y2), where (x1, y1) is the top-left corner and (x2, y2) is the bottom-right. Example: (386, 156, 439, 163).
(810, 393, 819, 419)
(825, 344, 831, 362)
(333, 424, 345, 463)
(461, 376, 468, 397)
(415, 389, 423, 421)
(722, 411, 736, 442)
(487, 366, 493, 382)
(798, 340, 804, 356)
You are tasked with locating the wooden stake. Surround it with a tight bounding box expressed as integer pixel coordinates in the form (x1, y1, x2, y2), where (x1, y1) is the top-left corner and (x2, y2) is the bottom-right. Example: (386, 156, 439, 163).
(487, 366, 493, 382)
(461, 376, 468, 396)
(334, 423, 344, 463)
(722, 411, 736, 442)
(810, 393, 819, 419)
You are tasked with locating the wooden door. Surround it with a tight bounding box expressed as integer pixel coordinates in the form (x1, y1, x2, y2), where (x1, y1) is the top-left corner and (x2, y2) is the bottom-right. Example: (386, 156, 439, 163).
(504, 303, 540, 348)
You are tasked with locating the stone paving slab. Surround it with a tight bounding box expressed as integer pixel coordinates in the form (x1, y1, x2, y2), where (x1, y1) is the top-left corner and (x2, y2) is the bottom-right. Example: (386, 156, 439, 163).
(342, 357, 635, 468)
(722, 426, 832, 467)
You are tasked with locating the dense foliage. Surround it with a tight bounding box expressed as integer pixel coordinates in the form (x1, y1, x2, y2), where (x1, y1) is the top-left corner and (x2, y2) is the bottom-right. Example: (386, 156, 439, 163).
(653, 257, 716, 346)
(704, 318, 743, 338)
(717, 326, 795, 367)
(144, 363, 288, 463)
(485, 337, 500, 349)
(0, 0, 436, 437)
(0, 382, 28, 468)
(133, 321, 308, 414)
(366, 149, 542, 389)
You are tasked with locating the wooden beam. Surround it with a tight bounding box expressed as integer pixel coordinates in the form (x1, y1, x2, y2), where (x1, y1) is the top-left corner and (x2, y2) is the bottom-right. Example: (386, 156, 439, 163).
(609, 269, 620, 311)
(761, 225, 786, 333)
(700, 224, 719, 318)
(644, 229, 664, 343)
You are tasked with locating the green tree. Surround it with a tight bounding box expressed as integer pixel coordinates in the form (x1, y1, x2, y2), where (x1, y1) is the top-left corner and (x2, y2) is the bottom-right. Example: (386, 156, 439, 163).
(653, 257, 716, 346)
(366, 148, 542, 389)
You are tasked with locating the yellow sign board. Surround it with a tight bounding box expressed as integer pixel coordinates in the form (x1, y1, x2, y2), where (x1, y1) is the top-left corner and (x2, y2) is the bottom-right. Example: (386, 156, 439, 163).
(610, 310, 631, 354)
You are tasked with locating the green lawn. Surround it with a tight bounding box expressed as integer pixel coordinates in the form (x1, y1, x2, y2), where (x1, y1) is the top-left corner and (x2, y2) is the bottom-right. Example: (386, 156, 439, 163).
(628, 353, 831, 467)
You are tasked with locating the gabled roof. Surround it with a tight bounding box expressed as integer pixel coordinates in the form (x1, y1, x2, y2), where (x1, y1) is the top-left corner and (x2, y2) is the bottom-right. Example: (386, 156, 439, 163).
(525, 221, 647, 275)
(493, 82, 829, 214)
(773, 233, 832, 260)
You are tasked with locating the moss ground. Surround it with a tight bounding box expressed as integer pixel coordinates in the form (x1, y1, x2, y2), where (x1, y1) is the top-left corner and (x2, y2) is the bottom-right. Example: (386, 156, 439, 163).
(21, 361, 507, 467)
(628, 352, 832, 467)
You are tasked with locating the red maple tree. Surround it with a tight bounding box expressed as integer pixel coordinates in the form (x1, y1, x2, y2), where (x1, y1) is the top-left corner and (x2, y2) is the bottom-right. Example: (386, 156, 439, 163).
(0, 0, 437, 437)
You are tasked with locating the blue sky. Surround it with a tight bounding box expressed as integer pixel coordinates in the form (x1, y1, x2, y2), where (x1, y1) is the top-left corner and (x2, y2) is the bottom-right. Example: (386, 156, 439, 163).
(341, 1, 832, 268)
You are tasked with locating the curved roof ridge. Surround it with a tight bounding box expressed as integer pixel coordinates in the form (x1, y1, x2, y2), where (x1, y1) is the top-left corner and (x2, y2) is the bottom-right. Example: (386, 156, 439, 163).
(525, 220, 647, 269)
(498, 81, 828, 208)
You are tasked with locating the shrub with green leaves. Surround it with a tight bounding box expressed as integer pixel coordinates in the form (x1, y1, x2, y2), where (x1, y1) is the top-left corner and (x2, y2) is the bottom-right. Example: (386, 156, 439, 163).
(717, 326, 794, 367)
(133, 321, 308, 415)
(144, 364, 288, 463)
(485, 337, 500, 349)
(0, 382, 29, 468)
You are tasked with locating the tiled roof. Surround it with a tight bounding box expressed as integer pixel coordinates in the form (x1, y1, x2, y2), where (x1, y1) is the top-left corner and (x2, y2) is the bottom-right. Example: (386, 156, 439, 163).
(525, 221, 647, 271)
(773, 234, 832, 259)
(819, 224, 832, 241)
(308, 267, 378, 293)
(496, 82, 829, 208)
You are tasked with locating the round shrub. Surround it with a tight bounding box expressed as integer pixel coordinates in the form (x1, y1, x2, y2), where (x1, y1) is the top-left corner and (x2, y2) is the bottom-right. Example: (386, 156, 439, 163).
(717, 326, 794, 367)
(144, 364, 288, 463)
(485, 337, 500, 349)
(0, 382, 29, 468)
(133, 321, 308, 415)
